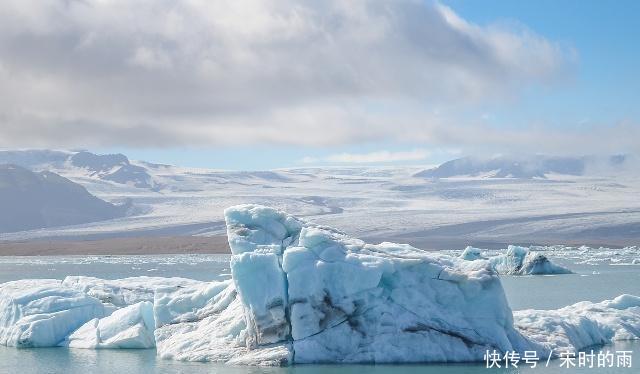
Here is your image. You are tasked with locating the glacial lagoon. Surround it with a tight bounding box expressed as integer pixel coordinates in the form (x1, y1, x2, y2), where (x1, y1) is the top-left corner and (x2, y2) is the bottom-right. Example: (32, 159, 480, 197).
(0, 251, 638, 373)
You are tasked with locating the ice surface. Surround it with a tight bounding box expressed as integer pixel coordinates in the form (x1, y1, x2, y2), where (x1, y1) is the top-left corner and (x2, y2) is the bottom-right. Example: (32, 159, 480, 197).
(65, 301, 155, 349)
(62, 276, 201, 308)
(153, 279, 290, 364)
(458, 245, 572, 275)
(0, 205, 638, 366)
(0, 279, 104, 347)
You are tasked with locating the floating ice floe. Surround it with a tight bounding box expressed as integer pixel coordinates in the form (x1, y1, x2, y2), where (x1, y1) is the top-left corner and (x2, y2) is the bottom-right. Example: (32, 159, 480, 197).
(0, 205, 638, 366)
(459, 245, 573, 275)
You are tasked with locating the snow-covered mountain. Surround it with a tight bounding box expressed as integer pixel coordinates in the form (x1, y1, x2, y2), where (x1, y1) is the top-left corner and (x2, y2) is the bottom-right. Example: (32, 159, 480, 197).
(0, 150, 157, 189)
(0, 164, 129, 233)
(0, 149, 638, 249)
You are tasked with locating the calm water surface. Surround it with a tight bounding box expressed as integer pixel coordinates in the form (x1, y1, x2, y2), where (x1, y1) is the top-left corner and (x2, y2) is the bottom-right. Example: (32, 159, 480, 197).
(0, 254, 638, 373)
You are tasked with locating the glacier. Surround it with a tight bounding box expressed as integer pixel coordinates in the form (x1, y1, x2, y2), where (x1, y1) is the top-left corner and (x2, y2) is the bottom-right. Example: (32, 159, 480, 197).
(0, 204, 638, 365)
(459, 245, 573, 275)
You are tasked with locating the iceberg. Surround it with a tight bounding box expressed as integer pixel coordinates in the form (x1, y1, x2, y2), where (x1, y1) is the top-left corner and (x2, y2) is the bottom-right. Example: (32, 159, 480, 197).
(514, 294, 640, 353)
(459, 245, 572, 275)
(460, 246, 485, 260)
(0, 205, 638, 366)
(220, 205, 535, 363)
(490, 245, 572, 275)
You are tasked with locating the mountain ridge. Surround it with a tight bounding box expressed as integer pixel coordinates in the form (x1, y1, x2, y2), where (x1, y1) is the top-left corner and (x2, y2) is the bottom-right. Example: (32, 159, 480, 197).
(0, 164, 129, 233)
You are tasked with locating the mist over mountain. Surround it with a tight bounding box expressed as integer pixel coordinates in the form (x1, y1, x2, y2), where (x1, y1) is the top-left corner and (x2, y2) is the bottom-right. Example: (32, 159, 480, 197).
(0, 164, 129, 233)
(414, 155, 630, 179)
(0, 150, 71, 169)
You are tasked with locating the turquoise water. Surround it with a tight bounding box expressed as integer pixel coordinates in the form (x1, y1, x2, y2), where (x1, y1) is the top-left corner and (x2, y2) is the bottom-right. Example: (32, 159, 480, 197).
(0, 254, 638, 373)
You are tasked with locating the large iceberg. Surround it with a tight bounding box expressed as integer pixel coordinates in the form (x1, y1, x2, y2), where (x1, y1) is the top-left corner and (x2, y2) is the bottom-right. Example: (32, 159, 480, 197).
(0, 204, 638, 366)
(220, 205, 535, 364)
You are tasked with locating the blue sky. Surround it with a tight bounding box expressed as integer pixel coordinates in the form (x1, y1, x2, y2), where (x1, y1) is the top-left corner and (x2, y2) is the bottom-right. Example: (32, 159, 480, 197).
(446, 0, 640, 126)
(1, 0, 638, 170)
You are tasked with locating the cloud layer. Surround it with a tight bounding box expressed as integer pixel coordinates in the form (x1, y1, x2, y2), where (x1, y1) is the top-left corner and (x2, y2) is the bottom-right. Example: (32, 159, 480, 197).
(0, 0, 573, 150)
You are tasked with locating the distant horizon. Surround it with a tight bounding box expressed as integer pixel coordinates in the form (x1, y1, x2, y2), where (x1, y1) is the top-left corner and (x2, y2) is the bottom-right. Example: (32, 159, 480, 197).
(0, 147, 637, 172)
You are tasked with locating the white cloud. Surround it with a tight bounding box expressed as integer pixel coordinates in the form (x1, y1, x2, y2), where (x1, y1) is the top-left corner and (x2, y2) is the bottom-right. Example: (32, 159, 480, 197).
(302, 149, 430, 164)
(0, 0, 572, 149)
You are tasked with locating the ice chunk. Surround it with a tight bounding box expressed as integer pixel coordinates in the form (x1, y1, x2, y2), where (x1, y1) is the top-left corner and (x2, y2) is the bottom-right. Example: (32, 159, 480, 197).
(231, 252, 289, 346)
(514, 294, 640, 354)
(461, 245, 573, 275)
(154, 279, 292, 364)
(225, 204, 301, 347)
(457, 245, 572, 275)
(65, 301, 155, 349)
(0, 279, 104, 347)
(490, 245, 572, 275)
(154, 279, 234, 326)
(460, 246, 485, 260)
(225, 204, 302, 255)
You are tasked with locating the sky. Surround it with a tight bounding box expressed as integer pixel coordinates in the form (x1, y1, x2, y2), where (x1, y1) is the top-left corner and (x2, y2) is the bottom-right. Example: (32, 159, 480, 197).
(0, 0, 638, 170)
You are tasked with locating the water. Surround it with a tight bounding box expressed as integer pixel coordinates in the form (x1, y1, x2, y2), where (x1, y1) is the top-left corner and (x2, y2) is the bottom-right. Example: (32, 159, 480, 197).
(0, 253, 638, 373)
(0, 254, 232, 283)
(501, 259, 640, 310)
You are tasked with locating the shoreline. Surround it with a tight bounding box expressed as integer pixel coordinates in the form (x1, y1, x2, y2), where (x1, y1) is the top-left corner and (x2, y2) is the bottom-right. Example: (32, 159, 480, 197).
(0, 234, 635, 256)
(0, 236, 231, 256)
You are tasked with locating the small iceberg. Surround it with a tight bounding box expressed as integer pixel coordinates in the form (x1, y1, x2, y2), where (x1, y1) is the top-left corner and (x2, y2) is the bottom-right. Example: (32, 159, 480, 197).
(514, 294, 640, 353)
(0, 205, 637, 366)
(460, 246, 485, 261)
(460, 245, 573, 275)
